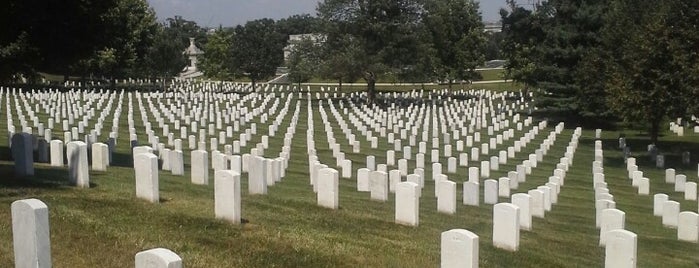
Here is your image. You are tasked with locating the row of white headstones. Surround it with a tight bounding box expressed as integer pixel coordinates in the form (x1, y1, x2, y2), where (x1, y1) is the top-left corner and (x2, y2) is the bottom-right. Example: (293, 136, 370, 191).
(7, 88, 559, 267)
(5, 85, 288, 162)
(412, 126, 582, 267)
(13, 85, 680, 266)
(6, 86, 302, 267)
(668, 116, 699, 136)
(304, 88, 607, 267)
(593, 136, 699, 268)
(5, 86, 525, 267)
(7, 85, 300, 177)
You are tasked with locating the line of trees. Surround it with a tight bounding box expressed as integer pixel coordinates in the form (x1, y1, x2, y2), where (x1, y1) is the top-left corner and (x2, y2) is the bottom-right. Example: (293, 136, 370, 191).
(500, 0, 699, 143)
(199, 1, 489, 97)
(1, 0, 490, 95)
(0, 0, 212, 86)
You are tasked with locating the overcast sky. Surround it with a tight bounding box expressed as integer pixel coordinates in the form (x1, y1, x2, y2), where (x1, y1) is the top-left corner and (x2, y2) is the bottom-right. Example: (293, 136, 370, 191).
(146, 0, 518, 27)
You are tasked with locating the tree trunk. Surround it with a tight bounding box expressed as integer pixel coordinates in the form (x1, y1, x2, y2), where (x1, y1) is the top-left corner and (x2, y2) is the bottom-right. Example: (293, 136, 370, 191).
(338, 78, 343, 92)
(365, 71, 376, 105)
(650, 119, 660, 144)
(251, 79, 256, 92)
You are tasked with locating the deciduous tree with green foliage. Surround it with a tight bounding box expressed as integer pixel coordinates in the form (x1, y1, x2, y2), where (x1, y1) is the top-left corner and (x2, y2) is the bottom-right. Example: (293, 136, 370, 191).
(89, 0, 159, 83)
(317, 0, 426, 103)
(602, 0, 699, 143)
(318, 34, 364, 91)
(200, 27, 235, 81)
(230, 18, 286, 91)
(424, 0, 485, 88)
(276, 14, 322, 38)
(1, 0, 117, 81)
(287, 36, 322, 89)
(143, 26, 188, 89)
(1, 0, 160, 83)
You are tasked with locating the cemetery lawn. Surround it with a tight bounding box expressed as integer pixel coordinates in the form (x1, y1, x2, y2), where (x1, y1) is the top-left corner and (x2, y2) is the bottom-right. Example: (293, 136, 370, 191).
(475, 68, 505, 81)
(0, 88, 696, 267)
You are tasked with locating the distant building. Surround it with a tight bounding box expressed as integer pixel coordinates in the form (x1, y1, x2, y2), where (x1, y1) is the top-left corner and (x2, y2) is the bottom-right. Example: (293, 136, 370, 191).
(484, 23, 502, 33)
(283, 33, 325, 62)
(181, 38, 204, 79)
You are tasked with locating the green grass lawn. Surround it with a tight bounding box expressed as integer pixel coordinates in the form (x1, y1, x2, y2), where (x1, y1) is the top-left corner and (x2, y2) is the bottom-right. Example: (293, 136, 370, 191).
(476, 69, 505, 81)
(0, 86, 695, 267)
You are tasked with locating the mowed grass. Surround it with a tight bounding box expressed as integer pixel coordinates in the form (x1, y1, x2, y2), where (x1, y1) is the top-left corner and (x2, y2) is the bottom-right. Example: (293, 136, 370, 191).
(0, 86, 695, 267)
(476, 69, 505, 81)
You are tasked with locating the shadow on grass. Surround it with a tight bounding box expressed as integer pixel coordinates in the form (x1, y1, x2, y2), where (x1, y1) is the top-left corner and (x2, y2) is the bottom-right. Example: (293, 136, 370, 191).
(110, 151, 134, 168)
(0, 162, 71, 189)
(581, 136, 699, 169)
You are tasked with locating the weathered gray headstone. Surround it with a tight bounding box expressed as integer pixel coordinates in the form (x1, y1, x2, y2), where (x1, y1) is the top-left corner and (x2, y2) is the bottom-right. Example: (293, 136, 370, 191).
(36, 138, 49, 163)
(67, 141, 89, 188)
(11, 133, 34, 176)
(656, 154, 665, 168)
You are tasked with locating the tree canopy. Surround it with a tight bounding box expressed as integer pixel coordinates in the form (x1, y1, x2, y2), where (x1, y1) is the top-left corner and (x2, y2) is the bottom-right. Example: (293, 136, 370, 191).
(317, 0, 486, 102)
(501, 0, 699, 142)
(200, 28, 235, 81)
(230, 19, 286, 91)
(0, 0, 164, 83)
(601, 0, 699, 142)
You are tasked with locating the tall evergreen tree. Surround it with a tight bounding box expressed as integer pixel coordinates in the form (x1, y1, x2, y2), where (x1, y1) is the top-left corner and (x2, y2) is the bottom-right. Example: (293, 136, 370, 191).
(501, 0, 608, 122)
(529, 0, 607, 121)
(499, 2, 545, 89)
